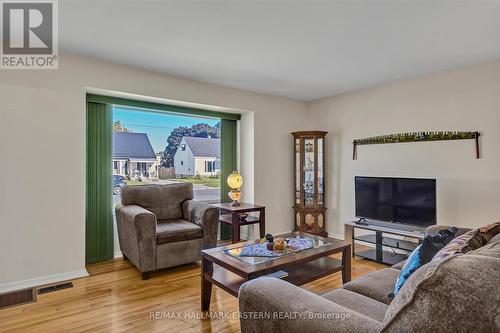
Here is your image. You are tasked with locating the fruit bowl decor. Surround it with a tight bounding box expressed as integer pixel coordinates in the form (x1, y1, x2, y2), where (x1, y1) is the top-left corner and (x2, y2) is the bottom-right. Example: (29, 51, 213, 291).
(265, 236, 290, 251)
(272, 238, 289, 251)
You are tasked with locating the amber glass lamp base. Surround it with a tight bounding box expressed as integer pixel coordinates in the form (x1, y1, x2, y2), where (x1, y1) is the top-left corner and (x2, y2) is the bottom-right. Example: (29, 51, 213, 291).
(228, 190, 242, 206)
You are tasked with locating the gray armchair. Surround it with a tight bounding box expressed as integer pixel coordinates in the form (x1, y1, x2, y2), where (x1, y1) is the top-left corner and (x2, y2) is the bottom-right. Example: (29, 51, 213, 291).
(115, 183, 219, 279)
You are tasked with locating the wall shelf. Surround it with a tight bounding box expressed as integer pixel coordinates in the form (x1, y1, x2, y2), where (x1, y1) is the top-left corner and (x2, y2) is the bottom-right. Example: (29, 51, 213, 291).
(353, 131, 480, 160)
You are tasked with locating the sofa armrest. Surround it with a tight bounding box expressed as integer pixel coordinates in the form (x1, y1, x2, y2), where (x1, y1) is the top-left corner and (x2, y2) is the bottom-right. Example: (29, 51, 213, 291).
(182, 200, 219, 249)
(115, 204, 157, 272)
(239, 277, 382, 333)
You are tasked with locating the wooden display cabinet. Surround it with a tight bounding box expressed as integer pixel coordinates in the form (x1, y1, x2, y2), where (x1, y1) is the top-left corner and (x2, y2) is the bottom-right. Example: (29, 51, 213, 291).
(292, 131, 327, 236)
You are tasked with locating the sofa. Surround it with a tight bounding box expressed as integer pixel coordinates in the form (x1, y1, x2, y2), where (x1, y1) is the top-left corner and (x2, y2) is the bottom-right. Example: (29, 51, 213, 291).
(239, 225, 500, 333)
(115, 183, 219, 279)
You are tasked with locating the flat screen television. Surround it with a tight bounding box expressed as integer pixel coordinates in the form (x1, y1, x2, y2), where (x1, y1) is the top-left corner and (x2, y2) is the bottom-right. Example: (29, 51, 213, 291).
(355, 176, 436, 228)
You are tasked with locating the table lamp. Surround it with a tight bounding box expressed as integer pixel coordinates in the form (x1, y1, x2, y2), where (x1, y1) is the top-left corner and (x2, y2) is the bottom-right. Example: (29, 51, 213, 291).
(227, 171, 243, 206)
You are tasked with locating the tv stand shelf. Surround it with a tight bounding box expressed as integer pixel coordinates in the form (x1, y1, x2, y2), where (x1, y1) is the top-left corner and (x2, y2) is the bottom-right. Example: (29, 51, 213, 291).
(353, 234, 419, 252)
(355, 248, 407, 266)
(345, 221, 424, 266)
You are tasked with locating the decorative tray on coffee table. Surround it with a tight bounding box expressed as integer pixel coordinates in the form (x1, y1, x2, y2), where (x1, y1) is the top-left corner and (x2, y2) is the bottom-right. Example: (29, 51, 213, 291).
(222, 235, 330, 264)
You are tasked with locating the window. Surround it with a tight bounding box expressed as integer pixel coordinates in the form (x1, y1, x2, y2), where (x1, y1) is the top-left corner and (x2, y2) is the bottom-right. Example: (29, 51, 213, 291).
(112, 107, 221, 205)
(205, 161, 213, 172)
(87, 94, 240, 263)
(205, 161, 216, 172)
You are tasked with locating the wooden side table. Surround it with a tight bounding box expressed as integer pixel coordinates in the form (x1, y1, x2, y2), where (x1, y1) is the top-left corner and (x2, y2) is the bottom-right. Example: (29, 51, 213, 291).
(211, 202, 265, 243)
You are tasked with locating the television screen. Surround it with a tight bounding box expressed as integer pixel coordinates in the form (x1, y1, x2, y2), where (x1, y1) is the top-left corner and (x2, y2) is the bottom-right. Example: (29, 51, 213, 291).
(355, 176, 436, 227)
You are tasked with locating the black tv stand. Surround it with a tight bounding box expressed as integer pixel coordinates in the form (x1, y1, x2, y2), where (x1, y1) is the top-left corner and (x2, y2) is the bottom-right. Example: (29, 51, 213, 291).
(344, 221, 424, 266)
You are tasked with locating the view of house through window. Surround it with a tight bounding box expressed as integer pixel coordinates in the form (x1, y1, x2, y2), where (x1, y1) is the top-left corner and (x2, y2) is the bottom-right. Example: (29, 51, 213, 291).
(112, 106, 221, 206)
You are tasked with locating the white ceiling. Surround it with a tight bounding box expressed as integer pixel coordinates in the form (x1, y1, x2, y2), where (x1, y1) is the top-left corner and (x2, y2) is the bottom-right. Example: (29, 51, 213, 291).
(61, 1, 500, 101)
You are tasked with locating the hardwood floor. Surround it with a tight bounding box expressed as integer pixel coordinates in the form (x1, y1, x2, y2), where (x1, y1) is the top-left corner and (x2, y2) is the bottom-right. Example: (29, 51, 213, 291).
(0, 249, 385, 333)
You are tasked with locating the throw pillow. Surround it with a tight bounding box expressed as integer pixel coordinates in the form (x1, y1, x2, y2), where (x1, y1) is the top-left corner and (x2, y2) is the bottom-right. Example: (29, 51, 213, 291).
(418, 226, 458, 264)
(432, 222, 500, 262)
(479, 221, 500, 243)
(488, 233, 500, 244)
(432, 229, 480, 262)
(391, 245, 422, 298)
(391, 227, 458, 299)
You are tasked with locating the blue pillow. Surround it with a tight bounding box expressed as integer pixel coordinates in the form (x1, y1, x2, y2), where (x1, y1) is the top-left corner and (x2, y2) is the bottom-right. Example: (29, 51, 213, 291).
(392, 244, 422, 297)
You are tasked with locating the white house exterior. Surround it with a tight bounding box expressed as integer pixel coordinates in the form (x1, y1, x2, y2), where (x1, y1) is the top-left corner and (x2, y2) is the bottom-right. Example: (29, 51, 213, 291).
(113, 132, 157, 179)
(174, 137, 220, 176)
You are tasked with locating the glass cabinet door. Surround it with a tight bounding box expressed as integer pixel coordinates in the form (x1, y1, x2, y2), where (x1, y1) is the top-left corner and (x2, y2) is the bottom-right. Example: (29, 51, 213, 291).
(303, 138, 315, 207)
(317, 137, 324, 206)
(295, 138, 300, 205)
(292, 131, 327, 236)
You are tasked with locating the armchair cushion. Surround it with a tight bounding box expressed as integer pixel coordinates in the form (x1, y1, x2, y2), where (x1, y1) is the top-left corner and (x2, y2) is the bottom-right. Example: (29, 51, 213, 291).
(121, 183, 193, 220)
(156, 219, 202, 245)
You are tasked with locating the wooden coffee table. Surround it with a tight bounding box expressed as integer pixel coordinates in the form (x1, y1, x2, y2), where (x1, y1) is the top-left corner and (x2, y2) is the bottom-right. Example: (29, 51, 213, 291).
(201, 232, 351, 310)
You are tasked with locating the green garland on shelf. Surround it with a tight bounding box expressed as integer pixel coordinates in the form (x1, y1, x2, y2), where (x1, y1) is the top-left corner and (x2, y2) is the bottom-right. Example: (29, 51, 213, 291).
(353, 131, 480, 160)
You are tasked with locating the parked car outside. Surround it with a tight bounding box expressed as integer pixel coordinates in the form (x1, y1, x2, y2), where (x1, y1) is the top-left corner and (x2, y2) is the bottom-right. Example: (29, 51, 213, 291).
(113, 175, 127, 195)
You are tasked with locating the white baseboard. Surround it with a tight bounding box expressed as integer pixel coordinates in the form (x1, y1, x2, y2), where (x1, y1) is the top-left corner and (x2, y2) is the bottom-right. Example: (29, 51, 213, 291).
(0, 269, 89, 293)
(114, 251, 123, 259)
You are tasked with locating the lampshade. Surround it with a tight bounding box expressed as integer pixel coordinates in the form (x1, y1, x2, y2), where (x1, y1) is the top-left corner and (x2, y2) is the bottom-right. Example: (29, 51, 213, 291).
(227, 171, 243, 189)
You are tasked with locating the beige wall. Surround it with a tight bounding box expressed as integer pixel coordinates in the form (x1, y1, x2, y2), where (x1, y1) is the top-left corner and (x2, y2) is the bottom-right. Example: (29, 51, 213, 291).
(307, 60, 500, 238)
(0, 53, 307, 290)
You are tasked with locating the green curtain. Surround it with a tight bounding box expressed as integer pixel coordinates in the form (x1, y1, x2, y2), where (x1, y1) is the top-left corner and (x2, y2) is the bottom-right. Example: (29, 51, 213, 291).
(220, 119, 238, 240)
(86, 102, 113, 263)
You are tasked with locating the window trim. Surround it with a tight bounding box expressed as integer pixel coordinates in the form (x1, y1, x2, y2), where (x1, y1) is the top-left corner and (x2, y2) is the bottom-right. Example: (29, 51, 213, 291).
(87, 93, 241, 121)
